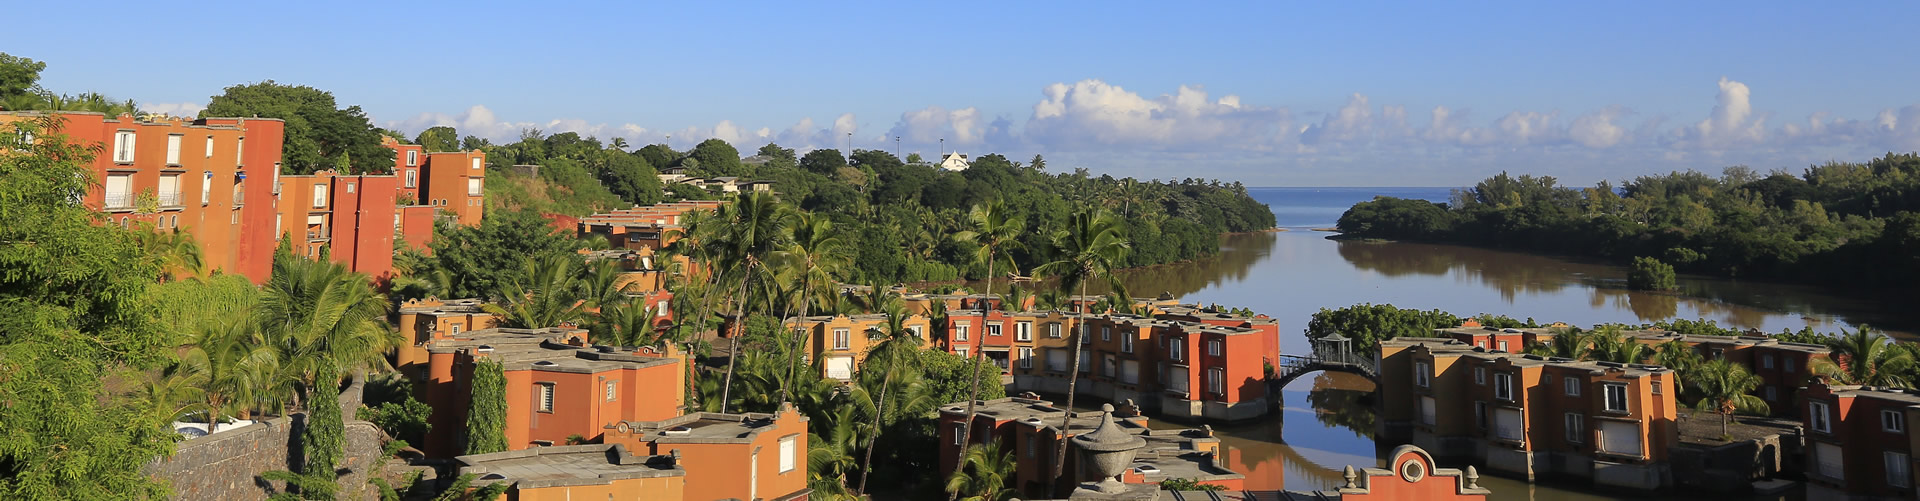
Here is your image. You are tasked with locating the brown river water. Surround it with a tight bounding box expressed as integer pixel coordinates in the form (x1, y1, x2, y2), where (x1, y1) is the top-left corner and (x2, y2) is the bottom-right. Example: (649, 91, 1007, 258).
(1072, 229, 1908, 500)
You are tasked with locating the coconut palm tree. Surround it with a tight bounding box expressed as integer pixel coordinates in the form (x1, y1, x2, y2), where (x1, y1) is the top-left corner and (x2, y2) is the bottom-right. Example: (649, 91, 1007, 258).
(1812, 325, 1916, 387)
(182, 315, 278, 432)
(255, 254, 398, 409)
(772, 212, 853, 404)
(1034, 207, 1129, 485)
(855, 304, 923, 495)
(577, 258, 637, 310)
(947, 201, 1025, 499)
(1524, 328, 1591, 359)
(137, 369, 205, 433)
(998, 284, 1032, 312)
(807, 405, 866, 500)
(484, 254, 589, 329)
(1690, 359, 1769, 437)
(134, 225, 205, 282)
(713, 192, 791, 413)
(945, 442, 1018, 501)
(1651, 338, 1703, 394)
(589, 300, 662, 348)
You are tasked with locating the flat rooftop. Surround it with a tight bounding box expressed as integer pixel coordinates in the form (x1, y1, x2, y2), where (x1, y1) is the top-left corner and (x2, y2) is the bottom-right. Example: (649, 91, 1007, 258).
(457, 444, 682, 489)
(620, 410, 793, 444)
(426, 327, 678, 373)
(398, 297, 489, 315)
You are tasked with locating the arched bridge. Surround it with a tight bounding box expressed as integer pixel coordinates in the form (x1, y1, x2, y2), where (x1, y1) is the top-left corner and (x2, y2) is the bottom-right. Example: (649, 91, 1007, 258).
(1269, 348, 1378, 390)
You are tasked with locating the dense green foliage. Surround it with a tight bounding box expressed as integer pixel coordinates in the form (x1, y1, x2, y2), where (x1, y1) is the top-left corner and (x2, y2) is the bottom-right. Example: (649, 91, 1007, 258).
(295, 365, 344, 499)
(464, 359, 508, 455)
(201, 81, 395, 174)
(1159, 478, 1227, 491)
(360, 377, 434, 446)
(424, 208, 578, 299)
(0, 115, 175, 498)
(1627, 256, 1677, 290)
(0, 52, 142, 116)
(1337, 156, 1920, 287)
(1304, 304, 1464, 352)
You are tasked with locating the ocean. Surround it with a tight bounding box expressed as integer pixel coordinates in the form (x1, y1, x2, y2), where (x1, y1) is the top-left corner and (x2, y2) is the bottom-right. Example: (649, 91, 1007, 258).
(1247, 187, 1457, 229)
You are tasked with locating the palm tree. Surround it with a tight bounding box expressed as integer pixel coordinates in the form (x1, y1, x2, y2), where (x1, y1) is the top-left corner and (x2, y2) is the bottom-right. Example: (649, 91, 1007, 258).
(136, 369, 204, 433)
(1812, 325, 1916, 387)
(714, 192, 791, 413)
(1690, 359, 1769, 437)
(772, 212, 853, 404)
(182, 315, 278, 432)
(1524, 328, 1591, 359)
(1034, 207, 1129, 486)
(483, 254, 588, 329)
(998, 284, 1032, 312)
(852, 280, 901, 314)
(134, 225, 205, 282)
(948, 201, 1025, 499)
(1651, 339, 1703, 394)
(577, 258, 637, 310)
(255, 254, 398, 410)
(807, 405, 866, 500)
(855, 304, 923, 495)
(590, 300, 662, 348)
(945, 442, 1018, 501)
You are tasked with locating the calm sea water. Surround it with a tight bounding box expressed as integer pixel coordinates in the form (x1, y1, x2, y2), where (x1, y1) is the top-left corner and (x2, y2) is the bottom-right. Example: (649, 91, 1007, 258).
(1248, 187, 1456, 229)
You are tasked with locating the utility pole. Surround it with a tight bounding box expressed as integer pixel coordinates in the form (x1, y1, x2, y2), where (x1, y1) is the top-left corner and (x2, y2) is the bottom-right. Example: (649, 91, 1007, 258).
(940, 138, 945, 159)
(847, 132, 852, 152)
(895, 136, 900, 159)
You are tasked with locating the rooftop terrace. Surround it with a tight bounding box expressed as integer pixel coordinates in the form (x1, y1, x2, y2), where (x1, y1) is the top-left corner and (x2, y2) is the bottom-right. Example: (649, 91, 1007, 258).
(457, 444, 682, 489)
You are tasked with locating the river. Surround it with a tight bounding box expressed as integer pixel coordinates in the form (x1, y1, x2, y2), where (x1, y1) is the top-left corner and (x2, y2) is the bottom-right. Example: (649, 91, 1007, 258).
(1095, 187, 1908, 500)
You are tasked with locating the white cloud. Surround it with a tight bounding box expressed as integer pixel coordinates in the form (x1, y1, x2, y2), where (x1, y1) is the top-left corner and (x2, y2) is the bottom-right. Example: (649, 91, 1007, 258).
(1672, 77, 1768, 150)
(1569, 106, 1630, 148)
(1024, 80, 1285, 149)
(142, 102, 205, 117)
(887, 106, 984, 146)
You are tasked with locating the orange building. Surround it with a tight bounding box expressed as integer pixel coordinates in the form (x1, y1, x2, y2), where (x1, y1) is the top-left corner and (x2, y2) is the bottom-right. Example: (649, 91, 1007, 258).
(576, 201, 728, 251)
(1799, 381, 1920, 500)
(785, 313, 933, 380)
(393, 297, 500, 380)
(1, 111, 285, 282)
(936, 397, 1243, 499)
(457, 444, 687, 500)
(603, 403, 812, 501)
(381, 137, 488, 227)
(418, 325, 687, 457)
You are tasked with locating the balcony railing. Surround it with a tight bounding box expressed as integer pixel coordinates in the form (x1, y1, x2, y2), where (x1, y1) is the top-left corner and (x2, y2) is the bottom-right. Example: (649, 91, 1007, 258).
(103, 191, 134, 210)
(157, 192, 182, 207)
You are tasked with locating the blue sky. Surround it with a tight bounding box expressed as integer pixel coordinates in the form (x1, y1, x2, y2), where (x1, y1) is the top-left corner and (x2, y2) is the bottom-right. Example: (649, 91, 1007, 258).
(12, 1, 1919, 186)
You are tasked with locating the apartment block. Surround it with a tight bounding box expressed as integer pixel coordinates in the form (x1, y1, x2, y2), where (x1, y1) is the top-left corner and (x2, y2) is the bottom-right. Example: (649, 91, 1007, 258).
(1800, 381, 1919, 500)
(936, 397, 1243, 499)
(785, 313, 933, 380)
(603, 404, 811, 501)
(1434, 322, 1562, 353)
(418, 325, 688, 457)
(1380, 338, 1680, 491)
(381, 137, 488, 227)
(393, 297, 500, 379)
(1622, 330, 1827, 415)
(575, 200, 728, 251)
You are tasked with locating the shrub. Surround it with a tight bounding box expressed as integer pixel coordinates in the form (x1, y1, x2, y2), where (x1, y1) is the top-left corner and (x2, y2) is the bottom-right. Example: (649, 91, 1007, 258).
(1628, 256, 1677, 291)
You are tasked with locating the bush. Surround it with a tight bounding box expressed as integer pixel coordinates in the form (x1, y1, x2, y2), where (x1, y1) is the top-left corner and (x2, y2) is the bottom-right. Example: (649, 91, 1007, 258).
(1628, 256, 1677, 291)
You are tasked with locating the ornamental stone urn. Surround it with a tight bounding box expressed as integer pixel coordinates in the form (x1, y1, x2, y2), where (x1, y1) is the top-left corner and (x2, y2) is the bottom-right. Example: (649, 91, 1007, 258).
(1071, 404, 1148, 494)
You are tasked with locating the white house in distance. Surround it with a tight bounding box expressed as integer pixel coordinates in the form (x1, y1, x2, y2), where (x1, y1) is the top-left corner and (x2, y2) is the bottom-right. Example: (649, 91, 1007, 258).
(938, 152, 970, 171)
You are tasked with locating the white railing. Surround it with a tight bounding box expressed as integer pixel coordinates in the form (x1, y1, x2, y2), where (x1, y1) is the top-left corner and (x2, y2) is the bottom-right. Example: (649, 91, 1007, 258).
(103, 191, 134, 209)
(157, 192, 182, 207)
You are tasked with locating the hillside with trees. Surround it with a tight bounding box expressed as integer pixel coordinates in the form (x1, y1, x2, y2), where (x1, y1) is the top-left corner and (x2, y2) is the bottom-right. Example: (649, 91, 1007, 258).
(1335, 154, 1920, 288)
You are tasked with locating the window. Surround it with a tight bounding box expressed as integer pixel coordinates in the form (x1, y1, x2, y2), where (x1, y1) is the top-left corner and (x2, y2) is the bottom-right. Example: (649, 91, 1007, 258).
(471, 157, 482, 170)
(1493, 372, 1513, 401)
(1474, 367, 1486, 385)
(956, 347, 969, 358)
(1102, 326, 1112, 342)
(1047, 349, 1068, 372)
(910, 325, 924, 338)
(1762, 354, 1775, 369)
(1419, 396, 1437, 425)
(1764, 385, 1777, 401)
(450, 323, 462, 335)
(1121, 360, 1139, 384)
(1048, 323, 1061, 338)
(1475, 401, 1488, 429)
(1208, 339, 1223, 356)
(953, 425, 964, 445)
(407, 150, 419, 166)
(1016, 322, 1032, 342)
(1598, 420, 1641, 456)
(1026, 437, 1037, 458)
(1495, 408, 1523, 441)
(1565, 413, 1584, 443)
(1121, 333, 1134, 353)
(201, 171, 213, 204)
(536, 383, 555, 412)
(605, 381, 617, 401)
(1102, 355, 1116, 378)
(954, 324, 969, 341)
(1603, 384, 1628, 413)
(1889, 451, 1911, 488)
(833, 328, 850, 350)
(1414, 361, 1431, 388)
(1169, 365, 1190, 393)
(404, 169, 417, 188)
(1565, 377, 1581, 396)
(1885, 410, 1907, 433)
(312, 184, 327, 207)
(113, 130, 135, 163)
(205, 136, 213, 158)
(988, 324, 1002, 338)
(1081, 324, 1091, 345)
(1170, 341, 1183, 362)
(1815, 442, 1844, 480)
(157, 174, 181, 206)
(345, 182, 355, 194)
(1080, 350, 1091, 374)
(1786, 358, 1796, 373)
(467, 177, 482, 196)
(237, 138, 244, 161)
(1018, 347, 1033, 368)
(105, 174, 132, 209)
(778, 435, 797, 473)
(165, 134, 182, 165)
(1497, 340, 1508, 352)
(827, 357, 854, 379)
(1207, 367, 1224, 394)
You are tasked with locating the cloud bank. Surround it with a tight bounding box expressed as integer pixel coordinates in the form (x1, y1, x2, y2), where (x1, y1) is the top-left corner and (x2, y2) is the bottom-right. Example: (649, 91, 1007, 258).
(383, 77, 1920, 185)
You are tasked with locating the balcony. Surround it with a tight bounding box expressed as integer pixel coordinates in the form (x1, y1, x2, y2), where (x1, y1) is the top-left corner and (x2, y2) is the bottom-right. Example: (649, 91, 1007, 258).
(157, 192, 183, 208)
(103, 191, 134, 211)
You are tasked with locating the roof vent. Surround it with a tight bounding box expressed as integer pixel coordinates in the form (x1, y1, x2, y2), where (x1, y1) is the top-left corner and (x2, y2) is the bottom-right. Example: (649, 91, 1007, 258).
(476, 345, 494, 353)
(534, 360, 557, 367)
(663, 426, 693, 436)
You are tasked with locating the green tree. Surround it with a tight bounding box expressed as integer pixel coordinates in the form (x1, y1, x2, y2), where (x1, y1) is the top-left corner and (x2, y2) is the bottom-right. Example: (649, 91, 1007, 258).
(181, 315, 277, 433)
(256, 255, 398, 409)
(946, 200, 1025, 499)
(1627, 257, 1677, 291)
(465, 359, 509, 454)
(712, 192, 791, 412)
(414, 126, 460, 152)
(773, 212, 854, 403)
(801, 148, 849, 175)
(600, 152, 664, 205)
(201, 81, 396, 174)
(0, 52, 46, 100)
(944, 443, 1017, 501)
(1306, 304, 1461, 353)
(1159, 478, 1226, 491)
(0, 115, 178, 499)
(687, 138, 747, 177)
(1811, 325, 1915, 387)
(856, 305, 923, 495)
(1689, 359, 1768, 438)
(1034, 208, 1130, 486)
(482, 254, 588, 329)
(427, 208, 578, 298)
(303, 364, 345, 499)
(635, 143, 677, 171)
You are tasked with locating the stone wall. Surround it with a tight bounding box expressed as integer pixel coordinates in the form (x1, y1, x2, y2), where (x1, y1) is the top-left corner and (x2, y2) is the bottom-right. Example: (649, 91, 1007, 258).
(145, 377, 390, 500)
